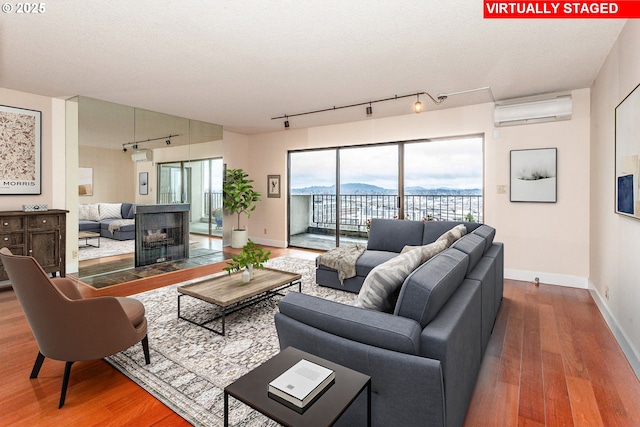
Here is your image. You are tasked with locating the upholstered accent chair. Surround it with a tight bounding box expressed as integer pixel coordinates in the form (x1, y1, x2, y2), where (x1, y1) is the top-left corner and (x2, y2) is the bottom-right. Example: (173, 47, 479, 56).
(0, 247, 150, 408)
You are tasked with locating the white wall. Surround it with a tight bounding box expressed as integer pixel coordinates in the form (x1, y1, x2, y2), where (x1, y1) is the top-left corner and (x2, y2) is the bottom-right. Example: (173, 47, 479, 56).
(0, 88, 69, 275)
(590, 20, 640, 375)
(242, 90, 591, 287)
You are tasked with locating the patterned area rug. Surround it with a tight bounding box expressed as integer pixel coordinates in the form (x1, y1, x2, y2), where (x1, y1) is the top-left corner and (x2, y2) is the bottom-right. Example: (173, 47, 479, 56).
(105, 257, 355, 427)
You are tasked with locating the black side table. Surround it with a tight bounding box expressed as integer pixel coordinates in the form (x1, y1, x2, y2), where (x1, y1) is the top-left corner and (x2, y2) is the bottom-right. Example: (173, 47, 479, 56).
(224, 346, 371, 427)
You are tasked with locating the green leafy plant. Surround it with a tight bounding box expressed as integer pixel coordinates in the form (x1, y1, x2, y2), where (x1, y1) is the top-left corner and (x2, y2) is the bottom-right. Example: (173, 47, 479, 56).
(223, 239, 271, 275)
(223, 168, 261, 230)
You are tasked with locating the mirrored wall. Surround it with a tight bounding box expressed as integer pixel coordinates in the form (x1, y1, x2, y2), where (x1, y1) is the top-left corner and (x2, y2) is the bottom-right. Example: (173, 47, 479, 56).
(67, 96, 225, 272)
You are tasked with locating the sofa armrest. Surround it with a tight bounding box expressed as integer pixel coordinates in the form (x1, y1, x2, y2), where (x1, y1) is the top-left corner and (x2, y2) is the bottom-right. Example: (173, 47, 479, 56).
(277, 292, 422, 355)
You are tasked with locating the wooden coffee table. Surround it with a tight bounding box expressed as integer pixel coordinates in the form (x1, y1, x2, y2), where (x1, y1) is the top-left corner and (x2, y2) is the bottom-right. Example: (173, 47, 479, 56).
(177, 268, 302, 335)
(224, 346, 371, 427)
(78, 231, 100, 248)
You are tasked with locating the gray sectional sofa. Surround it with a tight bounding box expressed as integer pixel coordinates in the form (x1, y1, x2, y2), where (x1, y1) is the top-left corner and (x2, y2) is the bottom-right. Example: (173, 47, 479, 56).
(78, 202, 136, 241)
(275, 219, 504, 427)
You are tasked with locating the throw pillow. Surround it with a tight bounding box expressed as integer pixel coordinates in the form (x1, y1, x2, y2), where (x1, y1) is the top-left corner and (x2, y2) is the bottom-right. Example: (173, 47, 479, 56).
(99, 203, 122, 220)
(78, 203, 99, 221)
(401, 239, 449, 263)
(354, 248, 422, 313)
(436, 224, 467, 248)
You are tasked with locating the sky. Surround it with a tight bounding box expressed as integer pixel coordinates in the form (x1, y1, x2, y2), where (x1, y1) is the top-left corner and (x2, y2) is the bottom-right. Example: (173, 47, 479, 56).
(290, 136, 483, 190)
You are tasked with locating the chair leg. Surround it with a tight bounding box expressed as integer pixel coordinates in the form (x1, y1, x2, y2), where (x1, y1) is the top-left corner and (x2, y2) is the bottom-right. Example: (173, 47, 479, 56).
(59, 361, 74, 409)
(30, 352, 45, 379)
(141, 335, 150, 365)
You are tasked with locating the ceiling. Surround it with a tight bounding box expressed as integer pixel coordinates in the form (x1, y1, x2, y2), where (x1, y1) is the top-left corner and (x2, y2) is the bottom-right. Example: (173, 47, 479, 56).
(0, 1, 626, 135)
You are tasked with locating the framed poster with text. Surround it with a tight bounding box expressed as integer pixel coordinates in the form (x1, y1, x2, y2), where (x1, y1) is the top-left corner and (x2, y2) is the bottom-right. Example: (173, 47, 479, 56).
(0, 105, 42, 195)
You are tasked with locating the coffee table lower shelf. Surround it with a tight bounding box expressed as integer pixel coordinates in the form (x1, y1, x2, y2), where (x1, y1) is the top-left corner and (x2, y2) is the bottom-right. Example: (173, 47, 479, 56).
(177, 268, 302, 336)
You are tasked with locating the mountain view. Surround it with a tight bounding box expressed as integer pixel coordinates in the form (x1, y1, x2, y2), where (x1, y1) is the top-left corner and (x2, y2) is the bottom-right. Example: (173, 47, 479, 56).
(291, 182, 482, 196)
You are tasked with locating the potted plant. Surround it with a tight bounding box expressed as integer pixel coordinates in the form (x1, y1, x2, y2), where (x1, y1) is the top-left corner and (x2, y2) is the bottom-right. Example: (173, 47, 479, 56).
(223, 239, 271, 282)
(223, 168, 261, 248)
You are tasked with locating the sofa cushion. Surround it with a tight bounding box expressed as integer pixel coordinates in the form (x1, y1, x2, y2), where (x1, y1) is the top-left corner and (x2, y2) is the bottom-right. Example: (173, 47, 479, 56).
(395, 249, 469, 327)
(472, 225, 496, 254)
(99, 203, 122, 220)
(400, 239, 448, 263)
(78, 203, 99, 221)
(367, 218, 425, 253)
(422, 221, 480, 245)
(436, 224, 467, 248)
(354, 248, 423, 313)
(277, 292, 423, 355)
(354, 250, 398, 277)
(121, 202, 135, 219)
(450, 234, 486, 274)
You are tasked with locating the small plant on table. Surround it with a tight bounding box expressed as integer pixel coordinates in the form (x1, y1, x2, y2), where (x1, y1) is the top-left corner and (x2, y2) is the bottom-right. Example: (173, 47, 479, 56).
(223, 239, 271, 280)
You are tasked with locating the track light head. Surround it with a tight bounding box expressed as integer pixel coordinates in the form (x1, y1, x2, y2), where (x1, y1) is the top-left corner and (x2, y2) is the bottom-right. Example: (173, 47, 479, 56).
(366, 104, 373, 117)
(414, 99, 423, 114)
(132, 144, 138, 149)
(166, 139, 171, 145)
(123, 147, 127, 152)
(284, 116, 290, 130)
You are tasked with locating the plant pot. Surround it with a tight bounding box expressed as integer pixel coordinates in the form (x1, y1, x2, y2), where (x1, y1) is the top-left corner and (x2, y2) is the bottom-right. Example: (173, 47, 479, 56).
(231, 229, 248, 248)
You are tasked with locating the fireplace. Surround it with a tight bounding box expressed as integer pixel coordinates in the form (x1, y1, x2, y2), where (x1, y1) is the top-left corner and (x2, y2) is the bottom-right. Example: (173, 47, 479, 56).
(135, 204, 190, 267)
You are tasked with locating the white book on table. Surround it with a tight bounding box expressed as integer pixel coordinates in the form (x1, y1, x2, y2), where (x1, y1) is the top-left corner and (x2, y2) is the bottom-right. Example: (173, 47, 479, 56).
(268, 358, 335, 410)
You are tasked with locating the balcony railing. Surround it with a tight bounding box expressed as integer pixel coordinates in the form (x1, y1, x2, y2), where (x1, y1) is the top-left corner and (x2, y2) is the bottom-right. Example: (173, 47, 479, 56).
(310, 194, 483, 233)
(158, 192, 223, 217)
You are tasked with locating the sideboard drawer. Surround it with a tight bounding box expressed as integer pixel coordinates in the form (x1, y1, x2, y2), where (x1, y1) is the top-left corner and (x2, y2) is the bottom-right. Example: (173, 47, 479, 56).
(0, 217, 24, 231)
(0, 233, 25, 246)
(27, 215, 60, 230)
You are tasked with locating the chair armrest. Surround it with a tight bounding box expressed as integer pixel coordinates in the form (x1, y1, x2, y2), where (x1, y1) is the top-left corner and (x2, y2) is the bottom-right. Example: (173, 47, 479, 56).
(51, 277, 83, 300)
(277, 292, 422, 355)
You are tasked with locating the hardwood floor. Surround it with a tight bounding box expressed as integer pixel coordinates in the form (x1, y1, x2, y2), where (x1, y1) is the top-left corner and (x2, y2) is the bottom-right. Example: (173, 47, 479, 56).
(1, 246, 639, 426)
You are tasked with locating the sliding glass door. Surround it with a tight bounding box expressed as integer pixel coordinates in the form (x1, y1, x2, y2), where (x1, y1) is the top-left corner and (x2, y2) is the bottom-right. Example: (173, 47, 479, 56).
(289, 149, 337, 251)
(158, 158, 224, 237)
(288, 135, 483, 250)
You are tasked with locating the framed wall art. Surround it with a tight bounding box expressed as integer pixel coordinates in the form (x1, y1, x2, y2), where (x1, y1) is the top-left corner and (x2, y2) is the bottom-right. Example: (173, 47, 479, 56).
(0, 105, 42, 195)
(78, 167, 93, 196)
(139, 172, 149, 195)
(510, 148, 557, 203)
(615, 83, 640, 219)
(267, 174, 281, 198)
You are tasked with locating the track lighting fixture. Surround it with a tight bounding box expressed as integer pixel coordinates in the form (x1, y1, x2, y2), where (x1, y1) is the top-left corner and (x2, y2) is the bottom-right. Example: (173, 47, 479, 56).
(122, 134, 180, 152)
(271, 87, 493, 125)
(414, 94, 423, 114)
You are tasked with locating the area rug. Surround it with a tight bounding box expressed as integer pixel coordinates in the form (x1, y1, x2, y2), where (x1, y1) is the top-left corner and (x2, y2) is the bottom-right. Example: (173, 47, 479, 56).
(79, 237, 134, 261)
(105, 257, 356, 427)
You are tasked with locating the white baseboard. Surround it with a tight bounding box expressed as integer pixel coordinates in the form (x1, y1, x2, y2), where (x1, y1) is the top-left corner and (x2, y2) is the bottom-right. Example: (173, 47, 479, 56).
(589, 281, 640, 380)
(504, 268, 588, 289)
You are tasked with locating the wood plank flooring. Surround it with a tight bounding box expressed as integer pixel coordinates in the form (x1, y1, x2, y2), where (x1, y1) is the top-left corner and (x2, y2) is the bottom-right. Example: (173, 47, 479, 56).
(1, 246, 639, 426)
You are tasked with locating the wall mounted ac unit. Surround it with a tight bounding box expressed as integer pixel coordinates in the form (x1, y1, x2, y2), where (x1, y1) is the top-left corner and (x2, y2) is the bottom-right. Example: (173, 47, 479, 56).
(494, 94, 572, 127)
(131, 149, 153, 162)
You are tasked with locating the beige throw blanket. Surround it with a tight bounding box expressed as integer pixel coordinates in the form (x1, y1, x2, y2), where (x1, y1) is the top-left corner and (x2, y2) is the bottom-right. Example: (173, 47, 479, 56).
(317, 243, 367, 284)
(108, 219, 135, 234)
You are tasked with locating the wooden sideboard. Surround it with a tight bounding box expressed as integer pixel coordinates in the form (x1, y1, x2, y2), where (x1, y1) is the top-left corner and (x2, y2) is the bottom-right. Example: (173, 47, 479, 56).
(0, 209, 67, 281)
